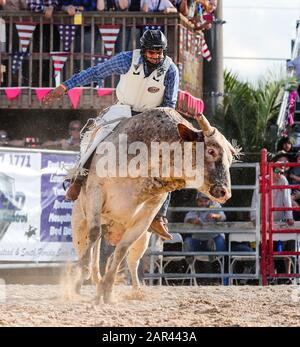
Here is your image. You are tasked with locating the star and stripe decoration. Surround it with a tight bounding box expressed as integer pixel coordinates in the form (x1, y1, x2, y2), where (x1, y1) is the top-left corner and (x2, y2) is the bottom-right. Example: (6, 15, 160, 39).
(15, 22, 36, 53)
(50, 51, 70, 86)
(11, 51, 29, 74)
(98, 25, 121, 56)
(57, 24, 77, 52)
(179, 26, 184, 55)
(142, 25, 164, 33)
(92, 55, 110, 65)
(201, 36, 212, 61)
(92, 55, 110, 87)
(10, 22, 36, 75)
(187, 30, 192, 54)
(51, 52, 69, 77)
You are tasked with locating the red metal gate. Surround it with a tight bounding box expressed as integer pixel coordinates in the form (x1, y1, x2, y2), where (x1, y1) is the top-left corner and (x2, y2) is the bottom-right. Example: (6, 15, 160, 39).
(260, 149, 300, 285)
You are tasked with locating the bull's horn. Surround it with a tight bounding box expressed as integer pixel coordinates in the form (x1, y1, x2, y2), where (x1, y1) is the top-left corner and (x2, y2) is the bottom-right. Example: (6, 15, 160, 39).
(195, 113, 214, 136)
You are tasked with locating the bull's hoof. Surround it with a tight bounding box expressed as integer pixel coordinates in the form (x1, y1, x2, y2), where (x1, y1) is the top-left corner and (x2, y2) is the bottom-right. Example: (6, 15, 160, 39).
(96, 281, 114, 304)
(81, 265, 92, 281)
(75, 281, 82, 294)
(95, 281, 103, 305)
(91, 269, 102, 285)
(103, 291, 114, 304)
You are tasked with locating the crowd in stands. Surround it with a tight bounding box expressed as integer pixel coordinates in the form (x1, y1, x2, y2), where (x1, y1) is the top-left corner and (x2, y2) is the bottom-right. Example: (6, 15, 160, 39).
(0, 0, 218, 29)
(0, 119, 81, 150)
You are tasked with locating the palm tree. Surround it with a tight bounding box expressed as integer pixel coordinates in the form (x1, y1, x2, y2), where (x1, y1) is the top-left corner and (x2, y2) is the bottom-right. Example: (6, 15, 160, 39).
(214, 70, 286, 157)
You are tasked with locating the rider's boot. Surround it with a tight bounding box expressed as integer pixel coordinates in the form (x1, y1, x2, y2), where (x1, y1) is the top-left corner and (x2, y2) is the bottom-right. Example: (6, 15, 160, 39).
(149, 217, 172, 241)
(65, 176, 85, 201)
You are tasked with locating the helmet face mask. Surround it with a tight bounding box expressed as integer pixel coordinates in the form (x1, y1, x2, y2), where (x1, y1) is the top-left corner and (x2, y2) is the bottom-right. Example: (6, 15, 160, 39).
(140, 30, 168, 68)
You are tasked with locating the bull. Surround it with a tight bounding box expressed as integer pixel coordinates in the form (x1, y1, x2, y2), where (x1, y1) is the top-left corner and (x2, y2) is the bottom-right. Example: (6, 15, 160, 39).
(70, 107, 238, 303)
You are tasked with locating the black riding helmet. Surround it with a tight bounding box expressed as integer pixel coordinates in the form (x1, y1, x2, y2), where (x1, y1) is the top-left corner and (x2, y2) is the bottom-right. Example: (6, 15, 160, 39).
(140, 30, 168, 68)
(140, 29, 168, 51)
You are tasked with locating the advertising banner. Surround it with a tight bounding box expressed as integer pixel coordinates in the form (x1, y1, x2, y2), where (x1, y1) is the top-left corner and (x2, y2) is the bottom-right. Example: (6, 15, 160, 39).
(0, 149, 78, 261)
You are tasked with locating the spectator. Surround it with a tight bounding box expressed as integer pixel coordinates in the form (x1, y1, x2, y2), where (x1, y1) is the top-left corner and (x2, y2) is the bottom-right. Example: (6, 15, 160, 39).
(141, 0, 177, 13)
(184, 192, 226, 254)
(170, 0, 187, 15)
(128, 0, 139, 10)
(0, 129, 26, 147)
(276, 136, 295, 155)
(270, 151, 293, 179)
(189, 0, 217, 31)
(42, 120, 81, 150)
(1, 0, 26, 11)
(183, 192, 226, 284)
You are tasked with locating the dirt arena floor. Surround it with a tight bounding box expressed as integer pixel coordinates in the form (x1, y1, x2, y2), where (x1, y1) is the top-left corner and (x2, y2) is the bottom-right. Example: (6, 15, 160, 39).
(0, 284, 300, 327)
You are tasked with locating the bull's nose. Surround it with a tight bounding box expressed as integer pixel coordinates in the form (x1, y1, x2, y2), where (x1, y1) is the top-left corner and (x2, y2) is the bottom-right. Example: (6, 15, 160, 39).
(209, 185, 231, 201)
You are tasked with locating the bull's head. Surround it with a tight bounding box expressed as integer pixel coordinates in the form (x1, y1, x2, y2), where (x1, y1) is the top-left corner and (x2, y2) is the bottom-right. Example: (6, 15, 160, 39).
(177, 114, 237, 204)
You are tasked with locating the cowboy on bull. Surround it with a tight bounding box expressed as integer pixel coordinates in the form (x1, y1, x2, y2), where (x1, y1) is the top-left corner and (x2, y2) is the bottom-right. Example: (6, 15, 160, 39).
(43, 29, 179, 241)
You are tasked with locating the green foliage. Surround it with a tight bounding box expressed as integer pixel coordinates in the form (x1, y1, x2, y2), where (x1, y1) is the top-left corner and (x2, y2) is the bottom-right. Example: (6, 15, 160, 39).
(214, 70, 287, 158)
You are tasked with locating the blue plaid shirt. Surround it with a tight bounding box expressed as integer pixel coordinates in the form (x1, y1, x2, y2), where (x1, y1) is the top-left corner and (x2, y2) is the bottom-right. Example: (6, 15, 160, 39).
(63, 51, 179, 108)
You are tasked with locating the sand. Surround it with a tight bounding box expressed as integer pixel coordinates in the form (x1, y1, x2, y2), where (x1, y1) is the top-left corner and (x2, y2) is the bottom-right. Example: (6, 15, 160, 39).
(0, 284, 300, 327)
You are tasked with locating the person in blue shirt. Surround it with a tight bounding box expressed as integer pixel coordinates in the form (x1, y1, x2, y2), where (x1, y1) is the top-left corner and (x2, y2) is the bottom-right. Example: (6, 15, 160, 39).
(43, 29, 179, 240)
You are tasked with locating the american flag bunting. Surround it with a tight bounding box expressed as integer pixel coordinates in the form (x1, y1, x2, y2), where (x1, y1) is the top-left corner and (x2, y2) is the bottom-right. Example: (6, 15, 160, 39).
(57, 24, 77, 52)
(15, 22, 36, 53)
(98, 25, 121, 56)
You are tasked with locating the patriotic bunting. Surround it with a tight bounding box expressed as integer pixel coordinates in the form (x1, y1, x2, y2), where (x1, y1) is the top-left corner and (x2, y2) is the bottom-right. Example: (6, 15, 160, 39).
(187, 30, 192, 54)
(35, 88, 53, 102)
(92, 56, 110, 87)
(50, 52, 69, 77)
(57, 24, 77, 52)
(183, 27, 187, 52)
(201, 36, 212, 61)
(11, 51, 29, 74)
(92, 55, 110, 65)
(67, 88, 82, 109)
(15, 22, 36, 53)
(5, 88, 21, 101)
(143, 25, 164, 32)
(179, 26, 184, 55)
(98, 25, 120, 56)
(177, 62, 183, 83)
(97, 88, 114, 97)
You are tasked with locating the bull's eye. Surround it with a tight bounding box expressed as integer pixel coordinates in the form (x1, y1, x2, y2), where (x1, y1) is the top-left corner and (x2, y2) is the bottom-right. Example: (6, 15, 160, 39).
(207, 148, 217, 157)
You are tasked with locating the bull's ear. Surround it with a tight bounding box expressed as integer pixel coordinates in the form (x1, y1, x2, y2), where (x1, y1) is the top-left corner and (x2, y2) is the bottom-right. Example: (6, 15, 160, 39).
(177, 123, 204, 142)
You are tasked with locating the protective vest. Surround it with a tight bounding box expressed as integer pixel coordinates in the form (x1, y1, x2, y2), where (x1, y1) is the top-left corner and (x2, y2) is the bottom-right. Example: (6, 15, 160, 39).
(116, 49, 172, 112)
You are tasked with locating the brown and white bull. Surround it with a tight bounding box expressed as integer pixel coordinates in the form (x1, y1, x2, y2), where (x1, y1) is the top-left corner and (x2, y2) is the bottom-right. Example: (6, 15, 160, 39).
(71, 107, 238, 303)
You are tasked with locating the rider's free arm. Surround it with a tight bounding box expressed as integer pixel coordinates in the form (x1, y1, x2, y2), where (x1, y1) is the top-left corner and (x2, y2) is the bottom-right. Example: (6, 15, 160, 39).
(63, 51, 133, 90)
(43, 51, 132, 105)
